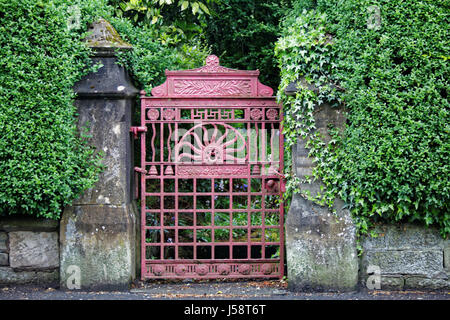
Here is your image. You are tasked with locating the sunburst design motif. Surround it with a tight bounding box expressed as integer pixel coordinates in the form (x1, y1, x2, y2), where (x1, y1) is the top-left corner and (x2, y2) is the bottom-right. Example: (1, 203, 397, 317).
(174, 123, 247, 164)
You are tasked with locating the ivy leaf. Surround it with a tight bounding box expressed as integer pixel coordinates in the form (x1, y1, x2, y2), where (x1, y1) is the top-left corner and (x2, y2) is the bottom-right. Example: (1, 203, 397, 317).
(198, 2, 210, 15)
(191, 2, 199, 15)
(180, 0, 189, 11)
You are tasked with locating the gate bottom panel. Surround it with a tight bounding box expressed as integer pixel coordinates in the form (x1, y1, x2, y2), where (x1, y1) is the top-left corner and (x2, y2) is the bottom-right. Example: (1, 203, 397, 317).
(142, 261, 282, 279)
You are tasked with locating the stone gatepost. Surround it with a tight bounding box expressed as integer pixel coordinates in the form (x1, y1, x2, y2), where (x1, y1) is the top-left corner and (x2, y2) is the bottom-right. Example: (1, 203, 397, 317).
(59, 19, 139, 290)
(284, 81, 359, 292)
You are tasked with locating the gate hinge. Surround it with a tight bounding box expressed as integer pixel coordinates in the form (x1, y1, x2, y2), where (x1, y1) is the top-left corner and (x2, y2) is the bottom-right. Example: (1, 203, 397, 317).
(134, 167, 147, 175)
(130, 126, 147, 139)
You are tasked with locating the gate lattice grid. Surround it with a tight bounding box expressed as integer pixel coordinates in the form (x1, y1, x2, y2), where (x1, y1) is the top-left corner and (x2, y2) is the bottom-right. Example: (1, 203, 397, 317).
(133, 55, 285, 279)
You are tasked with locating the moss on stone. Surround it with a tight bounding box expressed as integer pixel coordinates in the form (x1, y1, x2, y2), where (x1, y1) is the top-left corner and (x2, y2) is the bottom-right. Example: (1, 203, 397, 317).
(85, 18, 132, 49)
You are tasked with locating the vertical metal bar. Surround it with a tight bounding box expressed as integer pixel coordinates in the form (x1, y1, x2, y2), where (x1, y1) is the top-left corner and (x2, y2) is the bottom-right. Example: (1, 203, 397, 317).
(247, 120, 251, 260)
(193, 176, 197, 260)
(279, 105, 285, 278)
(151, 123, 156, 163)
(140, 99, 147, 279)
(228, 177, 233, 259)
(211, 178, 215, 259)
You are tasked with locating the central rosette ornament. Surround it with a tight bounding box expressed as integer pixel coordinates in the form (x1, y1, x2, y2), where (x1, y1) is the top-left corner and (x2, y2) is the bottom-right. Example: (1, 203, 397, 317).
(203, 144, 224, 164)
(174, 123, 247, 164)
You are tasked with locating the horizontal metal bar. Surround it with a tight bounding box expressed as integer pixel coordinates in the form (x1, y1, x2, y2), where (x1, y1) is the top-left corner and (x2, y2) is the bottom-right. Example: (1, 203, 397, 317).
(143, 209, 281, 212)
(143, 242, 281, 246)
(144, 225, 280, 230)
(143, 259, 279, 263)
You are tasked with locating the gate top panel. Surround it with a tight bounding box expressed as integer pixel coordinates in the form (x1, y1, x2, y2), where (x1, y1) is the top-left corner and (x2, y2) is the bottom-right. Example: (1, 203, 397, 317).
(147, 55, 274, 98)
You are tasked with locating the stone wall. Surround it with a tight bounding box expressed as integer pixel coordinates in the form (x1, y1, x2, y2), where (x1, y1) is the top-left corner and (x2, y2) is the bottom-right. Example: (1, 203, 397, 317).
(0, 217, 59, 285)
(360, 223, 450, 290)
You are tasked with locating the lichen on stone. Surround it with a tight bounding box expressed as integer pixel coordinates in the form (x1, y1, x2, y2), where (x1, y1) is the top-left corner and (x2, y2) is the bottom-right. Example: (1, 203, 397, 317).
(85, 18, 132, 49)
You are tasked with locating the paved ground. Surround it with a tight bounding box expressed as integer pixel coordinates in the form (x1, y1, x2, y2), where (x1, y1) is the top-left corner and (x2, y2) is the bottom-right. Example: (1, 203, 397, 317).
(0, 279, 449, 300)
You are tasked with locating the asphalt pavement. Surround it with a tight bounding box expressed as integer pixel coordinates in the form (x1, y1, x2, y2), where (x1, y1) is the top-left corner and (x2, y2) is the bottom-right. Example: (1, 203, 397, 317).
(0, 279, 449, 300)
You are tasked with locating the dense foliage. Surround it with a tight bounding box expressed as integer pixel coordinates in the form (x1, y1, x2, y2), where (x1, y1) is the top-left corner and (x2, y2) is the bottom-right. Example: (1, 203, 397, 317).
(203, 0, 292, 89)
(0, 0, 104, 219)
(109, 0, 214, 41)
(0, 0, 208, 219)
(112, 17, 209, 94)
(111, 0, 289, 90)
(276, 0, 449, 237)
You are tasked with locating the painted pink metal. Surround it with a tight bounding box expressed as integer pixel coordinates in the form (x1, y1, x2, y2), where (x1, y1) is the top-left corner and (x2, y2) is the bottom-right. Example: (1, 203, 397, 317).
(135, 55, 284, 280)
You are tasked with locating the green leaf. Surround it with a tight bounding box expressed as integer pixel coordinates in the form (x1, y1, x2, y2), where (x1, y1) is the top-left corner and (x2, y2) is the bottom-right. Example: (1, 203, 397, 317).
(198, 2, 210, 15)
(180, 1, 189, 11)
(191, 2, 199, 15)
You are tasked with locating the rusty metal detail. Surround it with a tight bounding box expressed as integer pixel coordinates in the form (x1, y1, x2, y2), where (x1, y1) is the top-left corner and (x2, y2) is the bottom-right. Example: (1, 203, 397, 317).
(137, 55, 284, 280)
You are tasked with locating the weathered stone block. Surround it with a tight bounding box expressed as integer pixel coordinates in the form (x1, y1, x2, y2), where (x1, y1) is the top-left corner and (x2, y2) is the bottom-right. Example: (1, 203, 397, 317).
(0, 267, 58, 285)
(0, 217, 59, 232)
(362, 224, 445, 251)
(0, 232, 7, 252)
(73, 99, 134, 206)
(296, 156, 314, 167)
(384, 224, 444, 249)
(361, 249, 443, 276)
(444, 252, 450, 272)
(59, 204, 137, 291)
(361, 234, 387, 250)
(404, 276, 450, 290)
(0, 253, 8, 266)
(380, 276, 405, 290)
(362, 274, 405, 290)
(296, 167, 313, 178)
(9, 231, 59, 269)
(286, 196, 358, 292)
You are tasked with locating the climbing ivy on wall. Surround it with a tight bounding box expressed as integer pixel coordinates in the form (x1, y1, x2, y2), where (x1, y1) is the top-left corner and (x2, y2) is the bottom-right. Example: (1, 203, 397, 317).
(276, 0, 449, 237)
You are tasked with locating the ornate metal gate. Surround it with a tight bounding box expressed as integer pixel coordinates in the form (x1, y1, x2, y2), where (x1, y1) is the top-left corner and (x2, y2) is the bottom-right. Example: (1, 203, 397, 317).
(134, 55, 285, 279)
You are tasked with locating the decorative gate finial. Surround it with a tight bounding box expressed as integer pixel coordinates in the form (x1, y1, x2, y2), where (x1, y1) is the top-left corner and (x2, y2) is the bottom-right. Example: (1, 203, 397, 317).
(198, 55, 230, 72)
(206, 55, 220, 67)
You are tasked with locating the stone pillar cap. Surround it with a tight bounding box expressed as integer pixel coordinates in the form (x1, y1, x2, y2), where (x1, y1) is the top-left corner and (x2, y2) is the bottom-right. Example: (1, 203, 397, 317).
(85, 18, 132, 52)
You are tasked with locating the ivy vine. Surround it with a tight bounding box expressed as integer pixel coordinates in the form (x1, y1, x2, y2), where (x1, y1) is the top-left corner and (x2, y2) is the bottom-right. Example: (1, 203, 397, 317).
(276, 0, 449, 239)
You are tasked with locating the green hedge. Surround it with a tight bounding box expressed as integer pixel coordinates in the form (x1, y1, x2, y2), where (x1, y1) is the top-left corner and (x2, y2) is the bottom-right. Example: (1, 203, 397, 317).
(0, 0, 104, 219)
(0, 0, 208, 219)
(276, 0, 449, 237)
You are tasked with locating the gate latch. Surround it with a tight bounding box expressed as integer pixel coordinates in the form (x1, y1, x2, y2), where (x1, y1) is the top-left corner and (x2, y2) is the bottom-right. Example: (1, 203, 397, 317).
(265, 170, 287, 193)
(130, 126, 147, 139)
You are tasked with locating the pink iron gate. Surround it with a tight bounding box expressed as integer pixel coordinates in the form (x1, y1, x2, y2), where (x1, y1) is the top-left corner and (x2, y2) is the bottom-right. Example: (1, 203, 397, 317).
(133, 55, 285, 279)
